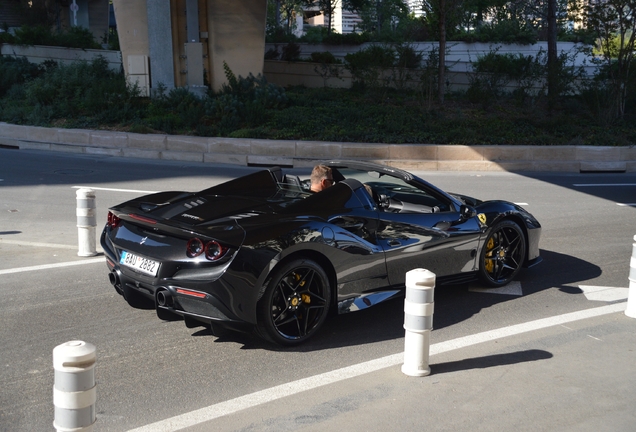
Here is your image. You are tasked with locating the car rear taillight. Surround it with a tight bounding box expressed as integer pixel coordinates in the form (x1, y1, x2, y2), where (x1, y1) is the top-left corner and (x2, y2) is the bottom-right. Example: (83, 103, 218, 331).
(205, 240, 228, 261)
(186, 238, 228, 261)
(107, 211, 121, 229)
(186, 238, 205, 257)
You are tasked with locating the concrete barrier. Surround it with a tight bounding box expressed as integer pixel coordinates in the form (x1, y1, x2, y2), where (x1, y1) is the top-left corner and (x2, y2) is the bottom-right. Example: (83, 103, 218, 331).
(1, 122, 635, 172)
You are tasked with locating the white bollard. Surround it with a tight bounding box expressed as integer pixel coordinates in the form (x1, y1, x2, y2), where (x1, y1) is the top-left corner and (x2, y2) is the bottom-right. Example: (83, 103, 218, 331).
(76, 188, 97, 257)
(402, 268, 435, 377)
(626, 235, 636, 318)
(53, 341, 97, 432)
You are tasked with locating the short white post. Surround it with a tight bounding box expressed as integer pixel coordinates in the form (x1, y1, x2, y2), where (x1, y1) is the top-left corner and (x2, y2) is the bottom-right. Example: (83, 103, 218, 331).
(402, 268, 435, 377)
(76, 188, 97, 257)
(53, 341, 97, 432)
(626, 235, 636, 318)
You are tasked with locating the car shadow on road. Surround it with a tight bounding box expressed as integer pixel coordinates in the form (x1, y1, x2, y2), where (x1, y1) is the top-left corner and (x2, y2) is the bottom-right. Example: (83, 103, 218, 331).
(183, 248, 601, 352)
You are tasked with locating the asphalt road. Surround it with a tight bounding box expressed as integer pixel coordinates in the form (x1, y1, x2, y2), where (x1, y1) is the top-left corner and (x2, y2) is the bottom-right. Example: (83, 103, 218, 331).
(0, 149, 634, 431)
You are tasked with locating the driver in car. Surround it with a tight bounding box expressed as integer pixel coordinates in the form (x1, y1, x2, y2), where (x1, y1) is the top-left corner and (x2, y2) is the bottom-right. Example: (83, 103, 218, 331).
(309, 165, 334, 193)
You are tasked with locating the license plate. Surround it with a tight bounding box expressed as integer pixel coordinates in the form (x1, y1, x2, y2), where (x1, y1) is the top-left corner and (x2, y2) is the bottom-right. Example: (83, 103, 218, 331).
(119, 250, 159, 276)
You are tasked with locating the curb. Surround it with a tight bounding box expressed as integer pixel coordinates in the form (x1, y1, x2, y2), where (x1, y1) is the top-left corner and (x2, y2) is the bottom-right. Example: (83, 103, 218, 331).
(1, 122, 634, 172)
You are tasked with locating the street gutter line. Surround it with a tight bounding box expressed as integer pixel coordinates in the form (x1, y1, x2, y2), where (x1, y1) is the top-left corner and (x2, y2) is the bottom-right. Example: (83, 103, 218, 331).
(128, 302, 627, 432)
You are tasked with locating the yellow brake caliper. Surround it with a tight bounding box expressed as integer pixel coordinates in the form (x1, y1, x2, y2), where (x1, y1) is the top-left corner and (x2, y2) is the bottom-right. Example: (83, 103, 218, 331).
(295, 273, 311, 304)
(485, 237, 495, 273)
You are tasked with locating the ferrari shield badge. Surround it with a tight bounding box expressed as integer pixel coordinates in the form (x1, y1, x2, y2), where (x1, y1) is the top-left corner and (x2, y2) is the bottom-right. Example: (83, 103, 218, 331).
(478, 213, 487, 224)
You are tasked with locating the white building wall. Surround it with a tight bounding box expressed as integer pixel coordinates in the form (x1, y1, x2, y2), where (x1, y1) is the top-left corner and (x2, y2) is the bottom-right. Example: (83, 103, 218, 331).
(407, 0, 424, 18)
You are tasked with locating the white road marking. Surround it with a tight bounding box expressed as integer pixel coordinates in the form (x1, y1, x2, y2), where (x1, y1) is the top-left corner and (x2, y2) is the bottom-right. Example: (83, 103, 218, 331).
(469, 281, 523, 296)
(72, 186, 157, 194)
(128, 302, 626, 432)
(579, 285, 629, 302)
(573, 183, 636, 187)
(0, 239, 81, 250)
(514, 202, 528, 206)
(0, 258, 104, 275)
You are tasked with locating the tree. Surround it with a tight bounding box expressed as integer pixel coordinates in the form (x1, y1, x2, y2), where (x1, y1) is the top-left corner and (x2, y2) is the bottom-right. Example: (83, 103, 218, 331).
(547, 0, 558, 111)
(345, 0, 411, 34)
(585, 0, 636, 120)
(316, 0, 341, 34)
(420, 0, 464, 104)
(267, 0, 309, 37)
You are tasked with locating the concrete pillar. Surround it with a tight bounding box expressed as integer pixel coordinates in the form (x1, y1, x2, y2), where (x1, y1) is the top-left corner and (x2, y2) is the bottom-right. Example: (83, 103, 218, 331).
(185, 0, 205, 90)
(207, 0, 268, 91)
(147, 0, 175, 93)
(114, 0, 268, 93)
(112, 0, 149, 80)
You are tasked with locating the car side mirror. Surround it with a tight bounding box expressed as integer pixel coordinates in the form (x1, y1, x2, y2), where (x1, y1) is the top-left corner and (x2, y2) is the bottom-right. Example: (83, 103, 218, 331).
(459, 204, 476, 221)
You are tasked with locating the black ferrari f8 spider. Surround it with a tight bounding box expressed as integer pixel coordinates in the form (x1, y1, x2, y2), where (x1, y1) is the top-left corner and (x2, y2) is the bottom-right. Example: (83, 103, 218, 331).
(101, 161, 541, 345)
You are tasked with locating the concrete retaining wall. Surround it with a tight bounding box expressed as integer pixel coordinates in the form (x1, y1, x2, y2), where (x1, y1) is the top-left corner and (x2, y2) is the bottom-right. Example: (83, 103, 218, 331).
(0, 44, 123, 72)
(1, 122, 634, 172)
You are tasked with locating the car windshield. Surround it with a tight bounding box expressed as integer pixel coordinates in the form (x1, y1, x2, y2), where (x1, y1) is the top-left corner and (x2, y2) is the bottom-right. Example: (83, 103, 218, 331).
(336, 168, 426, 195)
(335, 167, 452, 213)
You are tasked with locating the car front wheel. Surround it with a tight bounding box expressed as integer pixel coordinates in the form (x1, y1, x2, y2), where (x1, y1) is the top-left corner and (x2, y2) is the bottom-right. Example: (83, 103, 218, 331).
(479, 220, 526, 287)
(256, 259, 331, 346)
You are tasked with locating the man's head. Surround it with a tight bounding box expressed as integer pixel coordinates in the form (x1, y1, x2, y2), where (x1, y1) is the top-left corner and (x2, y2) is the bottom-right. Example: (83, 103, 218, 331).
(310, 164, 334, 193)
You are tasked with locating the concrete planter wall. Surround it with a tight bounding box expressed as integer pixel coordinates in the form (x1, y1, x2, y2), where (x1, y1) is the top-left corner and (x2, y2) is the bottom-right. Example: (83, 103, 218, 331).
(265, 41, 593, 71)
(264, 41, 596, 92)
(0, 44, 122, 71)
(1, 122, 634, 173)
(264, 60, 542, 92)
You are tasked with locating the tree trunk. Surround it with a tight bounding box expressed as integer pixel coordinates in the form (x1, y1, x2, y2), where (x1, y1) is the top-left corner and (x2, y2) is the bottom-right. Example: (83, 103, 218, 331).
(438, 0, 446, 105)
(276, 1, 282, 26)
(547, 0, 557, 111)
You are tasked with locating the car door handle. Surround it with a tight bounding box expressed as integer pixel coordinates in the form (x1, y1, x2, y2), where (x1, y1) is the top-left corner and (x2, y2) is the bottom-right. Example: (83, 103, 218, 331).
(387, 240, 401, 247)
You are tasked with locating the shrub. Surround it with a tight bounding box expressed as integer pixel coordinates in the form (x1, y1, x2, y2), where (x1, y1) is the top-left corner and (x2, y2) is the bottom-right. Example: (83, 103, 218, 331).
(265, 47, 280, 60)
(311, 51, 338, 64)
(467, 49, 545, 105)
(454, 21, 537, 45)
(0, 56, 45, 97)
(0, 31, 16, 44)
(11, 25, 101, 49)
(312, 53, 344, 87)
(0, 56, 139, 125)
(280, 42, 301, 61)
(344, 45, 396, 88)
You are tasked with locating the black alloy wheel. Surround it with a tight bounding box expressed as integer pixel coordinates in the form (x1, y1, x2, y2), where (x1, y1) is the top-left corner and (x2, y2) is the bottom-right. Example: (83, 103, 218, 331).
(257, 259, 331, 346)
(479, 220, 526, 287)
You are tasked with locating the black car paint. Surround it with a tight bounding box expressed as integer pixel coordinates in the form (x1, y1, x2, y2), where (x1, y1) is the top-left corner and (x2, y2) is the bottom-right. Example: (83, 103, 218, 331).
(101, 161, 541, 340)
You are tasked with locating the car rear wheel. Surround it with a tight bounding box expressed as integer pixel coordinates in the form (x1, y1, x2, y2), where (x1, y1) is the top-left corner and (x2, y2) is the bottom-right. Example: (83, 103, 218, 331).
(479, 220, 526, 287)
(257, 259, 331, 346)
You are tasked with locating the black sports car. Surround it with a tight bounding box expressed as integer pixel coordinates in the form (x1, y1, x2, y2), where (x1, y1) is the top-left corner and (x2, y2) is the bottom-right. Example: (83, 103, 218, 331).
(101, 160, 541, 345)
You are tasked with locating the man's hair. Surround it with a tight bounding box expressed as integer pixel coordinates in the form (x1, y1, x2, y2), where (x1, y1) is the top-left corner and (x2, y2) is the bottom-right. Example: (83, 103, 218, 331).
(311, 164, 332, 184)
